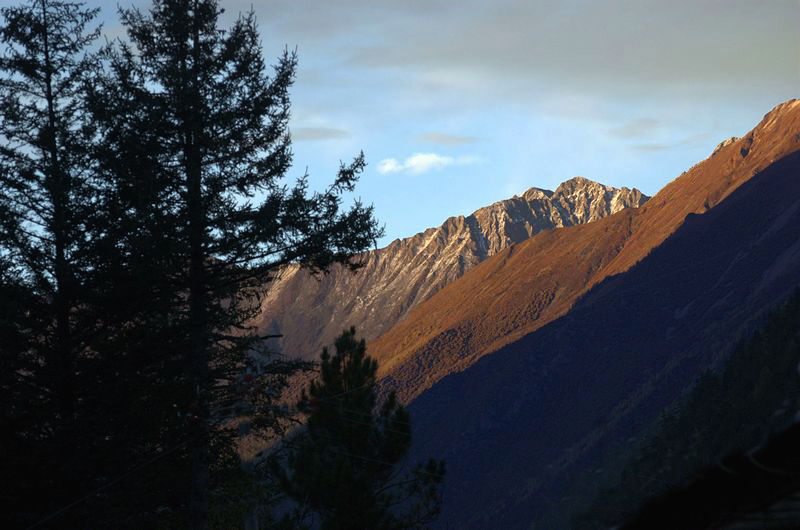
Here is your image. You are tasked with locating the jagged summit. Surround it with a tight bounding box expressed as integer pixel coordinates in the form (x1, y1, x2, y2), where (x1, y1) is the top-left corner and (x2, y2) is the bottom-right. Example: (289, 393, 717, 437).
(554, 176, 634, 197)
(470, 177, 646, 256)
(255, 177, 647, 361)
(553, 175, 596, 190)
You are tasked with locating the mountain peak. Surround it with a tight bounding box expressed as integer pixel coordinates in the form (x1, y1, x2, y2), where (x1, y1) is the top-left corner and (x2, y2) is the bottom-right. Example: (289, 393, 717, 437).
(555, 175, 600, 189)
(257, 177, 647, 363)
(472, 178, 647, 255)
(521, 176, 644, 203)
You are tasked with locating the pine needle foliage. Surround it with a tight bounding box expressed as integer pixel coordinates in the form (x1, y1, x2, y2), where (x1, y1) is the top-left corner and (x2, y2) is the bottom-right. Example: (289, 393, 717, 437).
(271, 328, 445, 530)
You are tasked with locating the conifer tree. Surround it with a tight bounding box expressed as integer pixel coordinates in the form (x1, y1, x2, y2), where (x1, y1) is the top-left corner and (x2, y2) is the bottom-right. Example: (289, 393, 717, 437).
(271, 328, 445, 530)
(0, 0, 102, 525)
(87, 0, 382, 527)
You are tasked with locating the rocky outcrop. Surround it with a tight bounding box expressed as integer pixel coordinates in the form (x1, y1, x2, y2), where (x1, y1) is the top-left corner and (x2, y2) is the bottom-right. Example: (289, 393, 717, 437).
(254, 177, 647, 360)
(711, 136, 739, 157)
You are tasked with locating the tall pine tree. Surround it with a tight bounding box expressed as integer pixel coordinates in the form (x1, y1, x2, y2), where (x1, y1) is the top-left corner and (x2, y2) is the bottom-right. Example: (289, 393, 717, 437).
(87, 0, 382, 527)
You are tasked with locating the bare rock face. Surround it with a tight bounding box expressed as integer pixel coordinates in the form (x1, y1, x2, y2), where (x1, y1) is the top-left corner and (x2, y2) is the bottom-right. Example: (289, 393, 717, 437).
(255, 177, 647, 360)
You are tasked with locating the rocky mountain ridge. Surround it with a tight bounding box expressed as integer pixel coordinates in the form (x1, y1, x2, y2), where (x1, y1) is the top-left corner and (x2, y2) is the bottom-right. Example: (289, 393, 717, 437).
(255, 177, 647, 360)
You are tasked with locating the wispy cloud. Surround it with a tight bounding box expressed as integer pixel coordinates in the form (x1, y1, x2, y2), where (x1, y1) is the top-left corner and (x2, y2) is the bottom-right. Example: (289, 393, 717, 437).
(341, 0, 798, 104)
(630, 132, 714, 152)
(630, 143, 672, 153)
(377, 152, 478, 175)
(292, 127, 351, 142)
(607, 118, 660, 139)
(417, 132, 482, 145)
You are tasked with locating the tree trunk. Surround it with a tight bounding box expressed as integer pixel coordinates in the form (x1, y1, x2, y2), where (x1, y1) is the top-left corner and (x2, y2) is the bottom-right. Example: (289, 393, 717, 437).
(41, 0, 75, 473)
(186, 4, 209, 526)
(187, 150, 209, 529)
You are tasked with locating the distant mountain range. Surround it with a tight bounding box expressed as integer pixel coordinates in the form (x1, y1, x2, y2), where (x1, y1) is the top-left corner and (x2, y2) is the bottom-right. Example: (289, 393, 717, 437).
(383, 99, 800, 528)
(255, 177, 646, 361)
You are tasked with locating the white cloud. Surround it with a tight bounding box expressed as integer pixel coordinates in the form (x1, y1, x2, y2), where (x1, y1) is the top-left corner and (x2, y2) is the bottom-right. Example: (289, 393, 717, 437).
(377, 152, 478, 175)
(405, 153, 455, 174)
(377, 158, 403, 174)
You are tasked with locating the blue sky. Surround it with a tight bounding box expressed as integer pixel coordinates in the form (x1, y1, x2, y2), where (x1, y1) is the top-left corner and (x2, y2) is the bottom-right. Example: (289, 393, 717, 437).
(100, 0, 799, 247)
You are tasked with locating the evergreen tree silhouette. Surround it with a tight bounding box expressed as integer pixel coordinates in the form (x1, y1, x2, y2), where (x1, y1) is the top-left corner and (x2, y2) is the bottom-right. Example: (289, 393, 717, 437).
(85, 1, 382, 526)
(271, 328, 445, 530)
(0, 0, 103, 525)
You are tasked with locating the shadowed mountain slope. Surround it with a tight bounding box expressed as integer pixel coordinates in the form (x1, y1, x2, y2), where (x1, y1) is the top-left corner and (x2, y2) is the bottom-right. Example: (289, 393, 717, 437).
(572, 289, 800, 529)
(254, 178, 645, 360)
(372, 100, 800, 403)
(399, 114, 800, 528)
